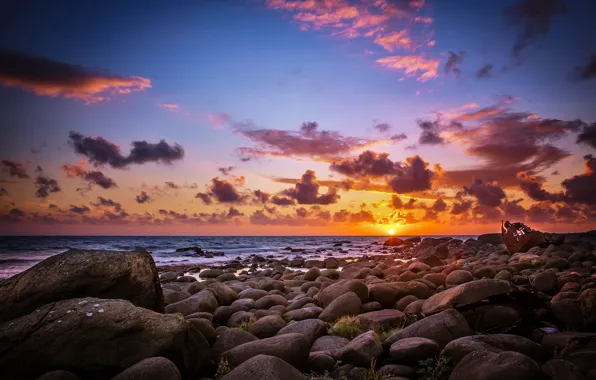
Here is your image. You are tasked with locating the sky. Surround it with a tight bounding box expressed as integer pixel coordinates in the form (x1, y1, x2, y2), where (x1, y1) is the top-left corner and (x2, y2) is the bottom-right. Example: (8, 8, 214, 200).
(0, 0, 595, 236)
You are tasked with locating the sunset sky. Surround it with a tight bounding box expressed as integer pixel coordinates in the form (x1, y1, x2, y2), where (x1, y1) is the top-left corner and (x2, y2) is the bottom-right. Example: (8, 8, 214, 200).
(1, 0, 595, 236)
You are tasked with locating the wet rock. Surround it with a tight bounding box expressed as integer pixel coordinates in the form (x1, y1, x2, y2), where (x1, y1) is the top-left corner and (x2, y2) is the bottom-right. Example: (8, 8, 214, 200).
(277, 318, 327, 344)
(0, 249, 164, 323)
(110, 357, 181, 380)
(222, 333, 310, 369)
(238, 288, 269, 301)
(389, 337, 440, 364)
(165, 289, 219, 315)
(220, 354, 306, 380)
(383, 309, 473, 349)
(368, 282, 407, 309)
(248, 315, 286, 338)
(422, 279, 516, 315)
(336, 331, 383, 367)
(317, 280, 369, 307)
(212, 328, 258, 359)
(319, 291, 362, 323)
(199, 268, 224, 278)
(324, 258, 339, 269)
(0, 298, 209, 380)
(449, 350, 546, 380)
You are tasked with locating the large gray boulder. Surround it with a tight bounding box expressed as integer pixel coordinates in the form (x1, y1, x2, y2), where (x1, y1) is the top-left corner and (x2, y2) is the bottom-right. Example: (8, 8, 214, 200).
(449, 350, 547, 380)
(336, 331, 382, 367)
(311, 335, 350, 356)
(277, 319, 327, 344)
(318, 292, 362, 322)
(248, 315, 287, 338)
(422, 279, 516, 315)
(110, 357, 181, 380)
(220, 355, 306, 380)
(211, 328, 258, 359)
(317, 280, 368, 307)
(165, 290, 219, 316)
(383, 309, 473, 349)
(358, 309, 405, 329)
(389, 337, 440, 364)
(0, 298, 209, 380)
(222, 333, 310, 369)
(0, 249, 164, 323)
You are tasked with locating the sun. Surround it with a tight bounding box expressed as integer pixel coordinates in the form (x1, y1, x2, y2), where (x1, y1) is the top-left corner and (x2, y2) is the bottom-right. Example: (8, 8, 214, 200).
(388, 229, 395, 235)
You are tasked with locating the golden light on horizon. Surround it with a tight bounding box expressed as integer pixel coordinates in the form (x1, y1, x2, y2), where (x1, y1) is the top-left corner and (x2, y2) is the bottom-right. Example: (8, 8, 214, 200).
(388, 229, 395, 235)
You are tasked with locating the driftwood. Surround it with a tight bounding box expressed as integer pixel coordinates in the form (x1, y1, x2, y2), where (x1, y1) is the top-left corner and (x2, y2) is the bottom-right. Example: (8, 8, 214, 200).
(501, 220, 548, 254)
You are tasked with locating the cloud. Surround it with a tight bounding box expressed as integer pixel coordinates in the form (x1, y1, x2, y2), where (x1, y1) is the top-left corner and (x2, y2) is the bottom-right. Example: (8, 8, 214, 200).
(387, 155, 435, 193)
(1, 159, 29, 179)
(476, 64, 493, 78)
(390, 133, 408, 142)
(135, 191, 151, 204)
(91, 197, 122, 212)
(253, 190, 271, 204)
(210, 177, 247, 203)
(218, 166, 236, 176)
(68, 131, 184, 169)
(164, 181, 180, 190)
(1, 208, 25, 223)
(577, 123, 596, 150)
(34, 176, 61, 199)
(61, 159, 117, 189)
(195, 192, 213, 205)
(332, 209, 376, 224)
(374, 30, 413, 51)
(0, 188, 7, 196)
(503, 0, 567, 60)
(208, 113, 232, 130)
(162, 104, 180, 110)
(69, 205, 91, 214)
(330, 151, 396, 178)
(249, 208, 327, 226)
(464, 179, 506, 207)
(517, 171, 565, 202)
(234, 120, 379, 161)
(271, 196, 296, 206)
(0, 49, 151, 104)
(561, 154, 596, 206)
(282, 169, 340, 205)
(451, 199, 473, 215)
(431, 197, 447, 212)
(444, 51, 464, 76)
(376, 55, 439, 82)
(374, 122, 391, 133)
(572, 55, 596, 81)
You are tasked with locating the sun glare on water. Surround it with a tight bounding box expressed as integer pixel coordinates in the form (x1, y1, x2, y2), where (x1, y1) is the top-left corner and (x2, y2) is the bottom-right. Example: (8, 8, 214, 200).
(388, 229, 395, 235)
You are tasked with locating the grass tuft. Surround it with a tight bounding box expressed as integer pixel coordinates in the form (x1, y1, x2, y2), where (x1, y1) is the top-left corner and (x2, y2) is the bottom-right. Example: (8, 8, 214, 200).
(233, 316, 257, 331)
(215, 358, 232, 380)
(417, 357, 453, 380)
(330, 316, 364, 339)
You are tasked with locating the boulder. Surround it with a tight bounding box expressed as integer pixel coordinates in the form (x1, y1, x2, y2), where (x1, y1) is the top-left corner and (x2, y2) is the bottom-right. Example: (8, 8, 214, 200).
(318, 292, 362, 322)
(311, 335, 350, 356)
(422, 279, 516, 315)
(212, 328, 258, 359)
(303, 268, 321, 281)
(469, 305, 520, 331)
(165, 290, 219, 316)
(384, 237, 405, 246)
(0, 249, 164, 323)
(220, 355, 306, 380)
(383, 309, 473, 349)
(277, 319, 327, 344)
(541, 359, 585, 380)
(0, 298, 209, 380)
(237, 288, 269, 301)
(206, 282, 238, 306)
(227, 311, 255, 327)
(441, 334, 547, 364)
(222, 333, 310, 369)
(248, 315, 287, 338)
(255, 295, 288, 309)
(446, 270, 474, 286)
(187, 318, 217, 345)
(213, 305, 249, 325)
(336, 331, 382, 367)
(532, 271, 558, 294)
(307, 353, 335, 373)
(110, 357, 181, 380)
(36, 371, 81, 380)
(389, 337, 440, 364)
(199, 268, 224, 278)
(368, 282, 407, 308)
(478, 233, 504, 245)
(449, 350, 547, 380)
(284, 307, 322, 321)
(358, 309, 405, 329)
(317, 280, 369, 307)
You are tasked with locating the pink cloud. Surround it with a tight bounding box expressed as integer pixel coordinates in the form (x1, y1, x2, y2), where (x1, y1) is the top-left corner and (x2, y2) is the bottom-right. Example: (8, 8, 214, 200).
(376, 55, 439, 81)
(208, 113, 232, 130)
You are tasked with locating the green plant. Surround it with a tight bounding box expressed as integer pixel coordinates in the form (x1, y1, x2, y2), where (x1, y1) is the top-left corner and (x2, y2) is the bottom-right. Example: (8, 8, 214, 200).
(371, 324, 401, 342)
(283, 315, 294, 323)
(417, 357, 453, 380)
(364, 359, 384, 380)
(215, 358, 232, 380)
(402, 314, 419, 327)
(233, 316, 257, 331)
(330, 316, 364, 339)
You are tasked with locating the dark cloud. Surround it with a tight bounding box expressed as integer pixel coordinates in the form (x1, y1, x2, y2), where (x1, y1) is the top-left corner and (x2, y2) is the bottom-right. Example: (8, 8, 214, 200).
(210, 177, 246, 203)
(572, 55, 596, 81)
(451, 199, 473, 215)
(419, 131, 445, 145)
(416, 118, 462, 145)
(135, 191, 151, 204)
(165, 181, 180, 189)
(253, 190, 271, 204)
(391, 195, 404, 209)
(517, 171, 565, 202)
(561, 154, 596, 205)
(234, 120, 378, 161)
(282, 170, 340, 205)
(195, 192, 213, 205)
(218, 166, 236, 176)
(69, 205, 90, 214)
(464, 179, 506, 207)
(1, 159, 29, 179)
(0, 49, 151, 103)
(577, 123, 596, 150)
(431, 198, 447, 212)
(68, 131, 184, 169)
(61, 162, 117, 189)
(249, 209, 327, 226)
(271, 196, 295, 206)
(476, 64, 493, 79)
(444, 51, 464, 76)
(332, 209, 375, 224)
(390, 133, 408, 142)
(35, 166, 43, 173)
(91, 197, 122, 212)
(34, 176, 60, 198)
(330, 151, 396, 178)
(388, 155, 435, 194)
(503, 0, 567, 60)
(2, 208, 25, 223)
(374, 123, 391, 133)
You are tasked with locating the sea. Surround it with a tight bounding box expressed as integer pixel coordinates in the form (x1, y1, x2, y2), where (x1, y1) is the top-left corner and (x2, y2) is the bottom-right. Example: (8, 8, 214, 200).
(0, 235, 476, 280)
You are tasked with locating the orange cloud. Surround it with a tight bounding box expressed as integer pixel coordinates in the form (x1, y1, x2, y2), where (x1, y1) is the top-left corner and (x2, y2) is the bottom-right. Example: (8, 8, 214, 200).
(0, 49, 151, 104)
(374, 30, 413, 52)
(376, 55, 439, 81)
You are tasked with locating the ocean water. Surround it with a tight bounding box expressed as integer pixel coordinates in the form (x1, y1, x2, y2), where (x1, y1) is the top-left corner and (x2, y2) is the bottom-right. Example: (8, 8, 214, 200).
(0, 235, 476, 280)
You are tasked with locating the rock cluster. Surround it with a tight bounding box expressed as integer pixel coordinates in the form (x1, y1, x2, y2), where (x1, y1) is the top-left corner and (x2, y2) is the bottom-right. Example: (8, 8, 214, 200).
(1, 229, 596, 379)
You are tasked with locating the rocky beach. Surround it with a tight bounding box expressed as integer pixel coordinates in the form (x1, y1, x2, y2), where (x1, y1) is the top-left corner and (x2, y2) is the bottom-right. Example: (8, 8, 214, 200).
(1, 227, 596, 380)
